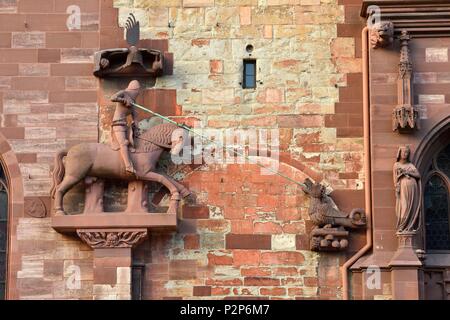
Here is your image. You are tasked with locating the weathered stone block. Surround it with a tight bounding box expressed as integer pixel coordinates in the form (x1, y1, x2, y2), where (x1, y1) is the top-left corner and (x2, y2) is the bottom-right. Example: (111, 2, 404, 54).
(202, 88, 235, 104)
(252, 6, 294, 25)
(12, 32, 45, 48)
(133, 0, 182, 7)
(272, 234, 297, 251)
(183, 0, 214, 7)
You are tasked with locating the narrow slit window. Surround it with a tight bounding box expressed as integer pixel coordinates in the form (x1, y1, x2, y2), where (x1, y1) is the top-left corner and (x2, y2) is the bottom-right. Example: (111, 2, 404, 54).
(0, 167, 7, 300)
(243, 59, 256, 89)
(131, 263, 144, 300)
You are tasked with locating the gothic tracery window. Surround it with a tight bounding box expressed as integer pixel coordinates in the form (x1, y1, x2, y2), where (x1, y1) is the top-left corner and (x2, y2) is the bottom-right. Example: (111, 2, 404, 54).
(424, 144, 450, 251)
(0, 167, 8, 299)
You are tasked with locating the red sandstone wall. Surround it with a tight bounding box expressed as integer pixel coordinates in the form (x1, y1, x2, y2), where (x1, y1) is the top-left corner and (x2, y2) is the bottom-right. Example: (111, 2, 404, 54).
(0, 0, 102, 299)
(0, 0, 366, 300)
(360, 37, 450, 300)
(134, 162, 347, 299)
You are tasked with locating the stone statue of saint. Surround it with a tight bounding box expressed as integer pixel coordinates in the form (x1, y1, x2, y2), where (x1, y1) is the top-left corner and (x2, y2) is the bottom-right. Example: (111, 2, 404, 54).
(393, 146, 422, 234)
(110, 80, 141, 174)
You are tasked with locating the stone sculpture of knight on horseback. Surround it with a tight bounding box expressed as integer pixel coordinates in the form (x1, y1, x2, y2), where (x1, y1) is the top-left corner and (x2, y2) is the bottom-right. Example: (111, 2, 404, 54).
(50, 79, 191, 215)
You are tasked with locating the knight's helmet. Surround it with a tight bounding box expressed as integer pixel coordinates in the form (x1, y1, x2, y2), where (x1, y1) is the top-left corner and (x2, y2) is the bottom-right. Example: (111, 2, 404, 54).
(128, 46, 144, 65)
(125, 80, 141, 101)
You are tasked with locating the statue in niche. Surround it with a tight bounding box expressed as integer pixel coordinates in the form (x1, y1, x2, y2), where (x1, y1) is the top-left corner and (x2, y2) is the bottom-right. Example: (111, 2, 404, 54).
(393, 146, 422, 234)
(93, 13, 163, 78)
(302, 178, 366, 251)
(369, 21, 394, 49)
(50, 80, 191, 215)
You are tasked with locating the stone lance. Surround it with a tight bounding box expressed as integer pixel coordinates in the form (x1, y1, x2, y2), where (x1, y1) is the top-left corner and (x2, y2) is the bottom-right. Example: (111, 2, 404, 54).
(130, 101, 307, 188)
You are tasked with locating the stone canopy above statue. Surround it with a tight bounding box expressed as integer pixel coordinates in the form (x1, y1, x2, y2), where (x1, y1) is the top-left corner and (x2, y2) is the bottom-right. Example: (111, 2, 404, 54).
(93, 47, 164, 78)
(93, 14, 168, 78)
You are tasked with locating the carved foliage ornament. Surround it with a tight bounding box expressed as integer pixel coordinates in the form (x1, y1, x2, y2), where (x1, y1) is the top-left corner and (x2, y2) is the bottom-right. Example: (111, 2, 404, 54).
(77, 229, 147, 248)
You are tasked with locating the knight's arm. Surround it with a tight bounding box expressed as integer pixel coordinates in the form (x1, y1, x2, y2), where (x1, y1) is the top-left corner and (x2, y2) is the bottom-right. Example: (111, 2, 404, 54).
(110, 89, 126, 103)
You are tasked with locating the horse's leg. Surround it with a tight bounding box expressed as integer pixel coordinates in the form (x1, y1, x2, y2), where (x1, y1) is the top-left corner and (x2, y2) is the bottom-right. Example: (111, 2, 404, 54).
(138, 172, 180, 214)
(54, 175, 83, 215)
(160, 173, 191, 198)
(139, 172, 179, 198)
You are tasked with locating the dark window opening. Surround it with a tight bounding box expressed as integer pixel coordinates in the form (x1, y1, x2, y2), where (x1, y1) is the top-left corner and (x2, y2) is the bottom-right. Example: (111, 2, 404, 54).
(425, 175, 450, 250)
(424, 143, 450, 251)
(131, 263, 145, 300)
(0, 167, 7, 300)
(243, 59, 256, 89)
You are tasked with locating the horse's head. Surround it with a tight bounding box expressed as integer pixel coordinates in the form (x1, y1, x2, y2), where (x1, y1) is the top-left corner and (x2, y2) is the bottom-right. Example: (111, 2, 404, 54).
(170, 127, 189, 156)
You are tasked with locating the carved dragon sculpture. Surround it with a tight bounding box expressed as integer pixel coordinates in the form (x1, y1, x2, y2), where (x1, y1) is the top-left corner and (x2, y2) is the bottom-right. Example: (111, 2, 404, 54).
(302, 178, 366, 251)
(302, 178, 366, 229)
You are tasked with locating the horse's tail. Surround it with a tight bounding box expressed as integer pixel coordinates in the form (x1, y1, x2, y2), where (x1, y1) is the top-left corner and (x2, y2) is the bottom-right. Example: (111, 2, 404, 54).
(50, 149, 68, 199)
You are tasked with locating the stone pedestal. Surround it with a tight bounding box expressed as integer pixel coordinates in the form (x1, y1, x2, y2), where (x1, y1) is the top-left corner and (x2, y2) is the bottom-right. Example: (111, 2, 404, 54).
(389, 232, 422, 300)
(77, 228, 147, 300)
(126, 181, 148, 213)
(52, 175, 179, 300)
(84, 177, 104, 214)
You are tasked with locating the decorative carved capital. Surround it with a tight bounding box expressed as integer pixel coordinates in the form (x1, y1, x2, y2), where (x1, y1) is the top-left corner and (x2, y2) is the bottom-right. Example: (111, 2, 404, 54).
(77, 228, 147, 249)
(369, 21, 394, 49)
(392, 105, 420, 132)
(396, 231, 416, 247)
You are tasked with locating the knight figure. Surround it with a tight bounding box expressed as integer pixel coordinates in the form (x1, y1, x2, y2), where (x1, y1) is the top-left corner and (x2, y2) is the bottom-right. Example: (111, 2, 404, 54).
(110, 80, 141, 174)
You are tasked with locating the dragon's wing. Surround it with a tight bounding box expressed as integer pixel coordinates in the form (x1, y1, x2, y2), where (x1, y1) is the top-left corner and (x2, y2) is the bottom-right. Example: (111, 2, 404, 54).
(125, 13, 140, 47)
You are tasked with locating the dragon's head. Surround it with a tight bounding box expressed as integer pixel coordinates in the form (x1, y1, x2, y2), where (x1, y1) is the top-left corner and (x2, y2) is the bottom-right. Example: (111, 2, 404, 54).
(302, 178, 326, 199)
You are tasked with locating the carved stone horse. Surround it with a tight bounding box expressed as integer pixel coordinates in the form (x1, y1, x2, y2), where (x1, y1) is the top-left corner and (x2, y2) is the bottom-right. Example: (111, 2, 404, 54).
(50, 123, 190, 215)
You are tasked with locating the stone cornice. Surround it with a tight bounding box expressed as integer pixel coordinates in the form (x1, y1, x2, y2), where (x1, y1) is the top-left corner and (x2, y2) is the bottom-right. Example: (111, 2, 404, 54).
(361, 0, 450, 37)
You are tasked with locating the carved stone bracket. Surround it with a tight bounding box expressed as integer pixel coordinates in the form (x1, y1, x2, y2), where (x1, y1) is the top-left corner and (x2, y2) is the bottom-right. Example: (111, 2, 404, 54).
(392, 30, 419, 133)
(77, 228, 147, 249)
(302, 178, 366, 252)
(310, 227, 349, 251)
(76, 228, 148, 300)
(369, 21, 394, 49)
